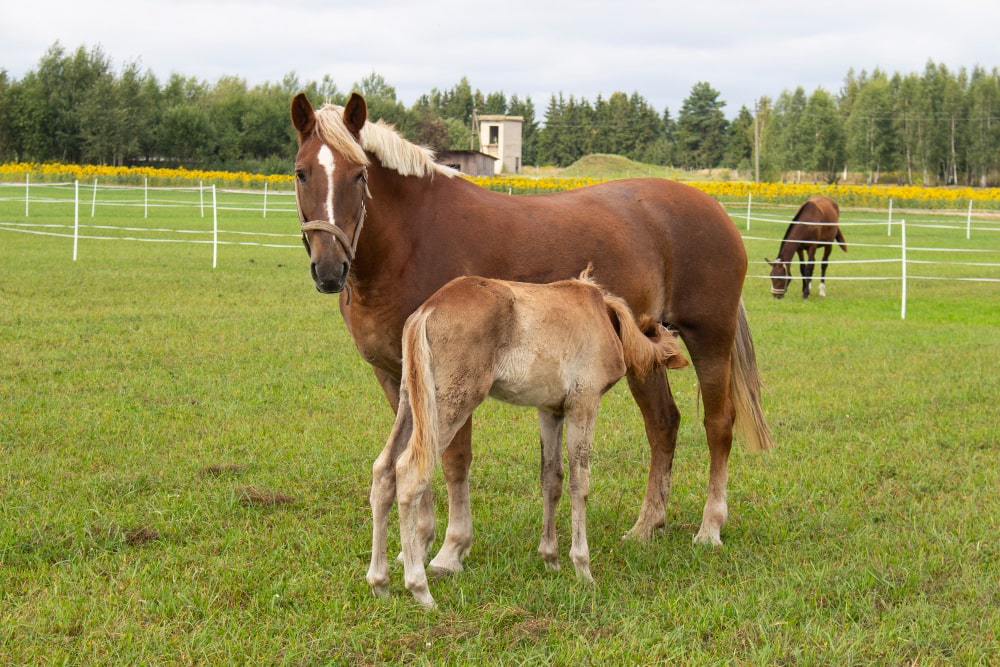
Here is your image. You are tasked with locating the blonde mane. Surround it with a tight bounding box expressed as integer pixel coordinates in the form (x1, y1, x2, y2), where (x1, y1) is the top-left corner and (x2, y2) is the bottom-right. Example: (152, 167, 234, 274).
(313, 104, 457, 178)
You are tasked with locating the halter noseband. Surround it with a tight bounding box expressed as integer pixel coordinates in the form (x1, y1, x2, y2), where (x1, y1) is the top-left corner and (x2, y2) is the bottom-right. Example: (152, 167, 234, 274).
(770, 260, 790, 296)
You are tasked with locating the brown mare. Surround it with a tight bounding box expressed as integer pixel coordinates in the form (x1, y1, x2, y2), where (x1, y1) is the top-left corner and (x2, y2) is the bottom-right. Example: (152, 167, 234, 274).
(367, 272, 689, 607)
(766, 195, 847, 299)
(291, 92, 773, 577)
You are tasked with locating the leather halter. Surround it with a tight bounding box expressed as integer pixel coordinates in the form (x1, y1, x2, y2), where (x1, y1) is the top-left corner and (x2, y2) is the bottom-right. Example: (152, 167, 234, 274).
(296, 170, 369, 263)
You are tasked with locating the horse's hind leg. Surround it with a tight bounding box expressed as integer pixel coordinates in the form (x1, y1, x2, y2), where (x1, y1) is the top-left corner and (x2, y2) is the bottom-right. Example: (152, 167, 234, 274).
(537, 410, 565, 571)
(623, 369, 681, 540)
(428, 418, 475, 577)
(819, 245, 832, 297)
(367, 391, 414, 597)
(689, 354, 736, 546)
(565, 404, 597, 583)
(396, 445, 438, 608)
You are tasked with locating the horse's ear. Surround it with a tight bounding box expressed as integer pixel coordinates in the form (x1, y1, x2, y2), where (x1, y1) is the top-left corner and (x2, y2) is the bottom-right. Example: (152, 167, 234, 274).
(291, 93, 315, 136)
(764, 258, 773, 266)
(343, 92, 368, 136)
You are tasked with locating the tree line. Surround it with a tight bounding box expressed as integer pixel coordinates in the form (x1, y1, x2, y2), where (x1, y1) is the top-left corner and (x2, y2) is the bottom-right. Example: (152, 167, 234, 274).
(1, 42, 999, 185)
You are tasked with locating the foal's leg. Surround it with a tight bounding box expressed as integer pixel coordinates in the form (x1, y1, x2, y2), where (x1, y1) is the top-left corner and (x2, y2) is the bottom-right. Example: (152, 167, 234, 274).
(396, 445, 439, 608)
(372, 368, 436, 563)
(565, 403, 597, 583)
(624, 370, 681, 540)
(537, 409, 565, 571)
(427, 418, 474, 576)
(366, 392, 414, 597)
(819, 245, 832, 297)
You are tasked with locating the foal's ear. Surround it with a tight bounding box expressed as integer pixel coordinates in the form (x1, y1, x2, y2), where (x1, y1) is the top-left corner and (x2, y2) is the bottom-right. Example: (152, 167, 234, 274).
(344, 92, 368, 136)
(764, 257, 773, 267)
(290, 93, 316, 136)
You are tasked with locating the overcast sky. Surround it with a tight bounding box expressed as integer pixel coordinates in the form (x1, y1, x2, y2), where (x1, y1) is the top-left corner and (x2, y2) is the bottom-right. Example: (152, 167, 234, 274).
(3, 0, 999, 119)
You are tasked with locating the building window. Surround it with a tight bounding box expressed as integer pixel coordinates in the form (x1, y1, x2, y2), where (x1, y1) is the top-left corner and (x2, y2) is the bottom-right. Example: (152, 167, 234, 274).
(488, 125, 499, 145)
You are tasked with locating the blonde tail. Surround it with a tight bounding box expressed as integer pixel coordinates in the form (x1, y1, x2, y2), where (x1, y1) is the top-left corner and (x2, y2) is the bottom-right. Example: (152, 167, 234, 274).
(401, 308, 440, 476)
(604, 294, 688, 379)
(729, 300, 774, 452)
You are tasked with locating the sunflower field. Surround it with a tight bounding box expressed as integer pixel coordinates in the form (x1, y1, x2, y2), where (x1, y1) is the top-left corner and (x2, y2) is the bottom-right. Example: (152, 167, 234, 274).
(3, 162, 1000, 211)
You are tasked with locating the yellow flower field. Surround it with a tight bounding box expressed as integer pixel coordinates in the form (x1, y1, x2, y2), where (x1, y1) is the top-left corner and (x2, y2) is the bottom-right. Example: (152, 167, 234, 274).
(3, 162, 998, 210)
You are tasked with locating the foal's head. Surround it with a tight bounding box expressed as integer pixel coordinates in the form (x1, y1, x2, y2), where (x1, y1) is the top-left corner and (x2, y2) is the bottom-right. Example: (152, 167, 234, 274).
(765, 258, 791, 299)
(291, 92, 371, 294)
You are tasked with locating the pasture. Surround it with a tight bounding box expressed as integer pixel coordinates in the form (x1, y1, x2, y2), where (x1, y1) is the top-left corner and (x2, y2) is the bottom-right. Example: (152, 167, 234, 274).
(1, 185, 998, 664)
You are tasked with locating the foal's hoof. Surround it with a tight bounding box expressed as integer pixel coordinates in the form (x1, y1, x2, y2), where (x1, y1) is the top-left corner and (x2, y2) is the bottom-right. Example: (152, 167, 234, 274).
(427, 563, 462, 580)
(369, 583, 390, 599)
(692, 530, 723, 547)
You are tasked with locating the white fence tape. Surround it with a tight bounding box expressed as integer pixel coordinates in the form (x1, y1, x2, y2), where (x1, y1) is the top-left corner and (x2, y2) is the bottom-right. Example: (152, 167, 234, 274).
(2, 181, 997, 320)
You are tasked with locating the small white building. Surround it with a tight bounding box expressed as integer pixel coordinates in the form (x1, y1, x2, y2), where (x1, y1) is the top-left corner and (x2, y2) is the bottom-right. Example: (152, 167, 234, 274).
(478, 115, 524, 174)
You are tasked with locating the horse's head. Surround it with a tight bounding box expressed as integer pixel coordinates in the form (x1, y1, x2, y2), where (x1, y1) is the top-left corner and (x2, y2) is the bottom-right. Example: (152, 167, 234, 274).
(291, 92, 371, 294)
(766, 258, 791, 299)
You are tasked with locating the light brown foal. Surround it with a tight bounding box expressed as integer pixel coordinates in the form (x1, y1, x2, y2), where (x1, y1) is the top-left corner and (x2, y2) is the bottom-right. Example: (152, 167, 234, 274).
(366, 273, 688, 607)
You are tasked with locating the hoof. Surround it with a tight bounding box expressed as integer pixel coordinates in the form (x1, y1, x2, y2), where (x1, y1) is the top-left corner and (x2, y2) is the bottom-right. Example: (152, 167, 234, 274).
(692, 530, 723, 547)
(427, 563, 462, 580)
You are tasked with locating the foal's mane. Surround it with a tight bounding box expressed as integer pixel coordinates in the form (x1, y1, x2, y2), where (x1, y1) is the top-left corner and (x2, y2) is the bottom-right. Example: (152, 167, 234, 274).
(313, 104, 457, 179)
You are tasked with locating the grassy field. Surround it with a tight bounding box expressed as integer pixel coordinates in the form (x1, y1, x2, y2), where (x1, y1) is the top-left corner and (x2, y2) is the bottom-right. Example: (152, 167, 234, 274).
(1, 187, 998, 664)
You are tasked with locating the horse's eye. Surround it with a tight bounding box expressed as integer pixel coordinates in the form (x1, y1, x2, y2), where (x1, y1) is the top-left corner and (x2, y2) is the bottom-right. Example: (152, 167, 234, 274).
(295, 169, 306, 183)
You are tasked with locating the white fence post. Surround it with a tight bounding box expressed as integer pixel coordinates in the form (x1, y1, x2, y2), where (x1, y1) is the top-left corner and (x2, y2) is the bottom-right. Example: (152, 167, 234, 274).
(144, 177, 149, 219)
(91, 178, 98, 217)
(900, 218, 907, 320)
(263, 181, 268, 218)
(967, 200, 973, 240)
(887, 198, 893, 236)
(25, 173, 30, 217)
(746, 193, 752, 231)
(73, 180, 80, 262)
(212, 184, 218, 269)
(200, 180, 205, 218)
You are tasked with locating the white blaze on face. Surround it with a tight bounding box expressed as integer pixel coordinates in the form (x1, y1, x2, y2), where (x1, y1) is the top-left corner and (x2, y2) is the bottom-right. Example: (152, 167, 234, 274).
(317, 144, 335, 222)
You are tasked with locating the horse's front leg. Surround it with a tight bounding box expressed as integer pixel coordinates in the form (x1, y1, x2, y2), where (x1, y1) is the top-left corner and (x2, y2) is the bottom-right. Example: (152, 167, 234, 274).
(366, 390, 413, 598)
(819, 245, 833, 297)
(565, 405, 596, 583)
(623, 369, 680, 540)
(537, 409, 565, 571)
(427, 417, 474, 576)
(799, 247, 814, 298)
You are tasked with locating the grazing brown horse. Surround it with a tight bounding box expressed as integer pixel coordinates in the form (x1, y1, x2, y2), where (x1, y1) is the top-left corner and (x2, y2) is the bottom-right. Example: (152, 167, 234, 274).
(766, 195, 847, 299)
(291, 92, 772, 576)
(367, 272, 689, 607)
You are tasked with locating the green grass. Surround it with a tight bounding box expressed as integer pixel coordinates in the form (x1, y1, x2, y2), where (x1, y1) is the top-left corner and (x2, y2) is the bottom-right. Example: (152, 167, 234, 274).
(1, 188, 998, 664)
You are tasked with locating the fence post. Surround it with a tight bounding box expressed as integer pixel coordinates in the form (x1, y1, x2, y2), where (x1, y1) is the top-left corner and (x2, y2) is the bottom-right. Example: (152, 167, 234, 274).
(212, 185, 219, 268)
(746, 193, 752, 231)
(200, 180, 205, 218)
(25, 173, 30, 217)
(91, 178, 98, 217)
(900, 218, 907, 320)
(144, 177, 149, 219)
(263, 181, 268, 218)
(887, 198, 893, 236)
(73, 180, 80, 262)
(967, 199, 973, 240)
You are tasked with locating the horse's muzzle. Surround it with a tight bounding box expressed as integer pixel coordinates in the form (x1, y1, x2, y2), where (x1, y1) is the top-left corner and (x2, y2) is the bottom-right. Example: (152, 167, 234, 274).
(311, 259, 350, 294)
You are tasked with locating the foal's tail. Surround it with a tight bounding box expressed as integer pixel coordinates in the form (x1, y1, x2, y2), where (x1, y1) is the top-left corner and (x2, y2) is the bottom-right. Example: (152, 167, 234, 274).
(730, 300, 774, 453)
(603, 294, 689, 378)
(401, 308, 440, 477)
